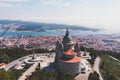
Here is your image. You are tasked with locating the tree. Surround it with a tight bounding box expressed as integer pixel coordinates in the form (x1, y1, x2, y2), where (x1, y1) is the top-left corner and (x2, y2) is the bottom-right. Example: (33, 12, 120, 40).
(0, 48, 32, 62)
(29, 70, 75, 80)
(106, 75, 118, 80)
(0, 69, 16, 80)
(88, 71, 100, 80)
(55, 71, 75, 80)
(0, 53, 10, 63)
(9, 69, 23, 80)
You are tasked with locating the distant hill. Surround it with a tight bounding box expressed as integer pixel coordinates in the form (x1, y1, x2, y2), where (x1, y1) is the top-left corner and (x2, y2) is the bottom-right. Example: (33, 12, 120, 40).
(0, 20, 99, 31)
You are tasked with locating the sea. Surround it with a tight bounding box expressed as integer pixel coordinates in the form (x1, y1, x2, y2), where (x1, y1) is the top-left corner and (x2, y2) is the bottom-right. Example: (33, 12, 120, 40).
(0, 29, 119, 37)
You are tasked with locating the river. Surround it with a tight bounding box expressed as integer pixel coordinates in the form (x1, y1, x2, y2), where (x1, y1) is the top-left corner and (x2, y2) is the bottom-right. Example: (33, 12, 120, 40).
(0, 29, 118, 37)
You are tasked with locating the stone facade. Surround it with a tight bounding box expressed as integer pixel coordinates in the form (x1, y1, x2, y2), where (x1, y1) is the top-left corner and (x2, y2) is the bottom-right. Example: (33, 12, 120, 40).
(59, 60, 80, 74)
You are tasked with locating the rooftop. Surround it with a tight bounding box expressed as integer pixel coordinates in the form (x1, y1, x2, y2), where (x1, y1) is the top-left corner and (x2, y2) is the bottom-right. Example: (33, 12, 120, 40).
(0, 63, 6, 67)
(64, 49, 76, 55)
(61, 56, 80, 63)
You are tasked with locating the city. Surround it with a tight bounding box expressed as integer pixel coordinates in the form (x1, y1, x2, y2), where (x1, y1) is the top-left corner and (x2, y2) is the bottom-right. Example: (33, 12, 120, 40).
(0, 28, 120, 80)
(1, 34, 120, 52)
(0, 0, 120, 80)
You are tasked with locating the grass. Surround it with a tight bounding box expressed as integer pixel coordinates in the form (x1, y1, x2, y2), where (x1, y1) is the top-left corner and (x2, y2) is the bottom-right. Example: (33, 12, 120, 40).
(100, 54, 120, 80)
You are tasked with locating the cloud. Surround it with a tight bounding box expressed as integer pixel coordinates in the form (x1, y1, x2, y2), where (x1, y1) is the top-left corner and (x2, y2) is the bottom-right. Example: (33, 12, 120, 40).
(0, 2, 15, 7)
(0, 0, 31, 7)
(0, 0, 31, 2)
(40, 0, 88, 7)
(40, 0, 70, 7)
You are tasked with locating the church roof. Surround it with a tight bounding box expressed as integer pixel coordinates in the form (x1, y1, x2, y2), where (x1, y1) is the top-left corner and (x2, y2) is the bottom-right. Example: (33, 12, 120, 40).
(61, 56, 80, 63)
(64, 49, 76, 55)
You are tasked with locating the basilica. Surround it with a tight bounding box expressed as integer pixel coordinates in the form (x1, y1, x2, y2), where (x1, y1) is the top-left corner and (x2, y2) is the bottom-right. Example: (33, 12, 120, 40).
(55, 29, 82, 75)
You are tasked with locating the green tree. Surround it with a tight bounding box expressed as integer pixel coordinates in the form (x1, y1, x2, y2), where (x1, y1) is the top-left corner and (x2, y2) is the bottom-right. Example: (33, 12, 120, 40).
(106, 75, 118, 80)
(29, 70, 75, 80)
(9, 69, 23, 80)
(0, 53, 10, 63)
(57, 71, 74, 80)
(0, 69, 16, 80)
(88, 71, 100, 80)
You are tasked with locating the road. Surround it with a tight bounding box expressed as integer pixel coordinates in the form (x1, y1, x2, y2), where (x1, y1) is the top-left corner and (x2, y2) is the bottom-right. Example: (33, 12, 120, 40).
(18, 53, 55, 80)
(4, 55, 32, 71)
(4, 53, 55, 71)
(18, 62, 39, 80)
(75, 58, 92, 80)
(4, 53, 55, 80)
(93, 57, 103, 80)
(108, 55, 120, 63)
(75, 73, 90, 80)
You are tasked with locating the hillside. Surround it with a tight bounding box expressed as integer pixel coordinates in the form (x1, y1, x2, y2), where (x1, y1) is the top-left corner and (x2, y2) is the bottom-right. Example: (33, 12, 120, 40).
(100, 54, 120, 80)
(0, 20, 99, 31)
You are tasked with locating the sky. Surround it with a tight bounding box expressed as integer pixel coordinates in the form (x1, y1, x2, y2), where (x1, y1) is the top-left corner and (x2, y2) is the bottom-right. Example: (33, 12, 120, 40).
(0, 0, 120, 33)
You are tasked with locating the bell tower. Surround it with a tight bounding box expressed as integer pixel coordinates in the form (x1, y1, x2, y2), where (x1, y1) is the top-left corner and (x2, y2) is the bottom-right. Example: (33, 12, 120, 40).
(62, 28, 74, 50)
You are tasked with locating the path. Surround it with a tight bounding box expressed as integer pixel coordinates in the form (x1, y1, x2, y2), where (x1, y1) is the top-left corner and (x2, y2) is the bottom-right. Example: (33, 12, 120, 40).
(93, 57, 103, 80)
(4, 55, 32, 71)
(75, 58, 92, 80)
(18, 62, 39, 80)
(108, 55, 120, 63)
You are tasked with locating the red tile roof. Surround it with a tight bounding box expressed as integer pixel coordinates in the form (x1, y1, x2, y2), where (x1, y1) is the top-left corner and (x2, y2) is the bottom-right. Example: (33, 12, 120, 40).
(64, 49, 76, 55)
(62, 56, 80, 63)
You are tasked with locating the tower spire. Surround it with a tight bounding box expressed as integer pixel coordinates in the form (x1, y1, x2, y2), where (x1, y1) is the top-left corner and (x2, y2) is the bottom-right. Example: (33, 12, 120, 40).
(65, 28, 69, 36)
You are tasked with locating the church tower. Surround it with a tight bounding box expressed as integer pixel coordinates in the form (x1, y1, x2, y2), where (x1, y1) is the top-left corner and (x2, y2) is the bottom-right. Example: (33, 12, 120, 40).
(62, 28, 74, 50)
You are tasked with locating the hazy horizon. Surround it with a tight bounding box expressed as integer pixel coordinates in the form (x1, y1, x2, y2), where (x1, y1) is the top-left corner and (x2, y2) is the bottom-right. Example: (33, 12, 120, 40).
(0, 0, 120, 33)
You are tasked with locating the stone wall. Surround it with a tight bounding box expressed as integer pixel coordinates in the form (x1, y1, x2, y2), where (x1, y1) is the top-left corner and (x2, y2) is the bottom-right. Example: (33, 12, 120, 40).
(59, 60, 80, 74)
